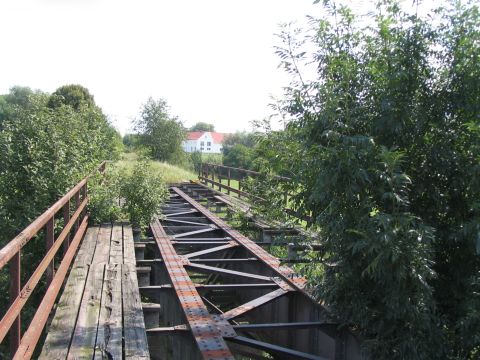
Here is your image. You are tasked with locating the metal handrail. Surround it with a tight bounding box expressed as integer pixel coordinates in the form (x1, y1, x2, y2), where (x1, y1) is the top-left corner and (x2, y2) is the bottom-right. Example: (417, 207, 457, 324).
(0, 160, 106, 358)
(198, 163, 312, 223)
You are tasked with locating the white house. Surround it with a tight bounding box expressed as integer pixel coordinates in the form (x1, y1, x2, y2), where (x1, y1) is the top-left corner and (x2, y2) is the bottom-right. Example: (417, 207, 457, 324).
(182, 131, 226, 154)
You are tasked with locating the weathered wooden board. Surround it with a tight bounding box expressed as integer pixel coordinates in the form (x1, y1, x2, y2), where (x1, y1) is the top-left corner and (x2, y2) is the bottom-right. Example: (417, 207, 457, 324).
(40, 224, 150, 359)
(38, 266, 89, 359)
(123, 223, 137, 265)
(91, 224, 112, 265)
(67, 264, 105, 360)
(74, 226, 100, 266)
(123, 263, 150, 359)
(94, 263, 123, 360)
(109, 223, 123, 264)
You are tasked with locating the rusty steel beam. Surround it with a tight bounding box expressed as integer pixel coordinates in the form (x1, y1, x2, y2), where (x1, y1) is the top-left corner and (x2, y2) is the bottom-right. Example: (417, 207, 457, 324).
(172, 227, 217, 239)
(9, 252, 20, 355)
(185, 262, 273, 282)
(150, 218, 236, 360)
(183, 242, 238, 259)
(222, 288, 289, 321)
(172, 187, 307, 290)
(232, 321, 332, 330)
(151, 186, 363, 360)
(227, 336, 327, 360)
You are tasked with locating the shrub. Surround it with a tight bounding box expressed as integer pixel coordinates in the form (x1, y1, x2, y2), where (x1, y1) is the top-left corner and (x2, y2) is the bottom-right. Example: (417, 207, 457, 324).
(118, 161, 168, 228)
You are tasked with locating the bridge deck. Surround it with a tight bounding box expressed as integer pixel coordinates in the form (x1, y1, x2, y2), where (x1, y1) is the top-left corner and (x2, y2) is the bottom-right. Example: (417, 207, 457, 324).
(39, 223, 150, 360)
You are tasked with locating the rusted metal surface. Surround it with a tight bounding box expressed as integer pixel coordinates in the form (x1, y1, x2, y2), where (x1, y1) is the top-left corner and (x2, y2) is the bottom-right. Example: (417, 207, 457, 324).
(150, 218, 236, 359)
(147, 184, 363, 360)
(9, 252, 20, 356)
(173, 187, 308, 291)
(0, 198, 88, 343)
(13, 216, 89, 360)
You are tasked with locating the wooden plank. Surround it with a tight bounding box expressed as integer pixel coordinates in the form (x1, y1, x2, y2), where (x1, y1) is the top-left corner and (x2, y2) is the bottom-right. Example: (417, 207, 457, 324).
(123, 223, 137, 264)
(109, 223, 123, 264)
(94, 263, 123, 360)
(38, 266, 89, 359)
(122, 263, 150, 359)
(91, 224, 112, 265)
(74, 226, 100, 266)
(67, 264, 105, 360)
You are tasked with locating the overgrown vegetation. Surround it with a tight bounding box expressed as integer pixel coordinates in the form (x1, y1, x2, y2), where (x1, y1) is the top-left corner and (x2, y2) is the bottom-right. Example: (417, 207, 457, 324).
(0, 84, 121, 357)
(221, 132, 257, 168)
(245, 1, 480, 359)
(133, 97, 186, 164)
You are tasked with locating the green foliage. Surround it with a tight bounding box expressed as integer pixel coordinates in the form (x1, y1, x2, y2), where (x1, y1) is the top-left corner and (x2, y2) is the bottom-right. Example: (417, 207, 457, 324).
(190, 122, 215, 132)
(189, 150, 203, 173)
(134, 97, 186, 164)
(87, 169, 122, 224)
(123, 133, 142, 150)
(0, 86, 119, 241)
(118, 161, 168, 228)
(222, 132, 256, 168)
(47, 84, 95, 110)
(223, 144, 254, 169)
(252, 1, 480, 359)
(0, 85, 120, 356)
(88, 161, 168, 228)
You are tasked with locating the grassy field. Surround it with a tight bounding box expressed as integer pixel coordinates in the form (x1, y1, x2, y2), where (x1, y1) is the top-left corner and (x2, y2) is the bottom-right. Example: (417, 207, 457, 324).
(116, 152, 197, 183)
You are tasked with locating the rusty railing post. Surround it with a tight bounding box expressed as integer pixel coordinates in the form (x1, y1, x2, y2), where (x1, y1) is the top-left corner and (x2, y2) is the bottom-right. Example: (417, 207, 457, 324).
(81, 183, 87, 219)
(46, 216, 54, 285)
(211, 165, 215, 190)
(9, 252, 21, 356)
(63, 200, 70, 255)
(74, 189, 80, 232)
(218, 167, 222, 191)
(227, 168, 231, 195)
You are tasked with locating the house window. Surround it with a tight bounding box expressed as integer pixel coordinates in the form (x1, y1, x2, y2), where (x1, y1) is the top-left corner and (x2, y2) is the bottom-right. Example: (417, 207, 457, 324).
(200, 141, 204, 146)
(207, 141, 211, 146)
(207, 148, 211, 151)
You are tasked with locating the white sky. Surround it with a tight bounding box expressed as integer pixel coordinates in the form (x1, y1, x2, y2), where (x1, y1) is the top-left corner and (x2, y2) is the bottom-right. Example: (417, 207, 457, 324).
(0, 0, 436, 135)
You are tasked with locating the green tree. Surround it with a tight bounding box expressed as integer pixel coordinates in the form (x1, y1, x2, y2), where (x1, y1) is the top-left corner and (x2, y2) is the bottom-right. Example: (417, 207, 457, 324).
(190, 122, 215, 132)
(134, 98, 186, 163)
(47, 84, 95, 110)
(252, 1, 480, 358)
(222, 132, 256, 168)
(223, 144, 253, 169)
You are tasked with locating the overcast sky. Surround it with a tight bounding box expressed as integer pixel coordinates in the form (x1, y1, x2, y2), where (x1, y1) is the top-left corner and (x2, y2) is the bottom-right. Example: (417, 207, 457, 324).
(0, 0, 435, 134)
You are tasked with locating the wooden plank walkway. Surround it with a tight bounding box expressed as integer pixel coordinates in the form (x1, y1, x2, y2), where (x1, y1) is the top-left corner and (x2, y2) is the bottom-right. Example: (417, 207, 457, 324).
(39, 223, 150, 360)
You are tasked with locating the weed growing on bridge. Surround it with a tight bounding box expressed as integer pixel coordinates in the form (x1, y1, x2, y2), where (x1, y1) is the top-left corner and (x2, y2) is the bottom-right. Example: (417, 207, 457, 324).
(88, 161, 169, 229)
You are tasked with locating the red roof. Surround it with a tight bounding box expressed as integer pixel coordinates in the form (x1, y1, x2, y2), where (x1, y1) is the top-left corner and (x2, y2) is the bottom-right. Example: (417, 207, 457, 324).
(186, 131, 203, 140)
(211, 132, 225, 144)
(186, 132, 226, 144)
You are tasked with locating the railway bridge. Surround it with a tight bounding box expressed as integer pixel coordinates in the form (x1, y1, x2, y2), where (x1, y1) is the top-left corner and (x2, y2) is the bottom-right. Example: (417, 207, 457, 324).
(0, 163, 364, 359)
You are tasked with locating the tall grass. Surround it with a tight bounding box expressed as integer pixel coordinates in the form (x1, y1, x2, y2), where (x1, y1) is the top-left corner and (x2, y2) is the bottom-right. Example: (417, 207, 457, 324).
(116, 152, 196, 183)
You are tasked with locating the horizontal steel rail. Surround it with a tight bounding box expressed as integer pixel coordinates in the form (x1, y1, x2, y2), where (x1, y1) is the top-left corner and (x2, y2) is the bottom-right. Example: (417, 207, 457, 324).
(0, 161, 105, 358)
(198, 162, 313, 224)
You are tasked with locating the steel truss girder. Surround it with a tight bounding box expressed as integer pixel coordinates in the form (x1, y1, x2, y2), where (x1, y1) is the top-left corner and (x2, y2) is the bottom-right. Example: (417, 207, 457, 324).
(149, 186, 361, 360)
